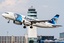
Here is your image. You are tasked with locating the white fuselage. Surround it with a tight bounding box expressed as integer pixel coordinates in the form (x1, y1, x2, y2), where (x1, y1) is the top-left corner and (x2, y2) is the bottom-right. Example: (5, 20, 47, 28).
(33, 22, 53, 28)
(2, 12, 61, 28)
(2, 12, 15, 20)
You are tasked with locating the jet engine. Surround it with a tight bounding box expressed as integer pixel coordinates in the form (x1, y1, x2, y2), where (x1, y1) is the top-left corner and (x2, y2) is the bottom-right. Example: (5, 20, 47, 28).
(13, 21, 22, 25)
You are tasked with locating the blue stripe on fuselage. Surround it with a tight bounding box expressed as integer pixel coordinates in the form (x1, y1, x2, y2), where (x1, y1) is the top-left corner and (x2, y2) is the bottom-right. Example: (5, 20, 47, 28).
(15, 14, 22, 22)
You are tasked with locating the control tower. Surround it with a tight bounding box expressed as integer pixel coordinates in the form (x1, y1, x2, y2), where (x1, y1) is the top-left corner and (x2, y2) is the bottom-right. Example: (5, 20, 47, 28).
(27, 6, 37, 19)
(27, 6, 37, 43)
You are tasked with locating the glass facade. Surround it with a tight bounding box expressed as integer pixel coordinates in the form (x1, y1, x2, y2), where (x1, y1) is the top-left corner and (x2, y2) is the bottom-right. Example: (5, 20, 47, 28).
(37, 36, 64, 43)
(0, 36, 64, 43)
(60, 32, 64, 38)
(38, 36, 54, 40)
(0, 36, 25, 43)
(38, 40, 64, 43)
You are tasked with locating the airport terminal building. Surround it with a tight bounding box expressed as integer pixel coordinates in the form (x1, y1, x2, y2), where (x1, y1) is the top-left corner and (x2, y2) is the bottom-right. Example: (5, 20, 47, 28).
(0, 36, 64, 43)
(0, 36, 25, 43)
(0, 36, 54, 43)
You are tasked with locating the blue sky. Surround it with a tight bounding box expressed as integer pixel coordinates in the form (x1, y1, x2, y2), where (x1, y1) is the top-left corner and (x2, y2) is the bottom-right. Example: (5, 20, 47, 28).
(0, 0, 64, 38)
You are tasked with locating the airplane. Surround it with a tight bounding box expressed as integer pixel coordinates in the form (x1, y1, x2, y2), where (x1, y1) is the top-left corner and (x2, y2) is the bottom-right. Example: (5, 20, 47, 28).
(2, 12, 62, 28)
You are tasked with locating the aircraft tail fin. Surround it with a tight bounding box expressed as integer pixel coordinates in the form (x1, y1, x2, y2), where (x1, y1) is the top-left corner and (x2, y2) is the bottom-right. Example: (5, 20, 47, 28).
(49, 14, 59, 24)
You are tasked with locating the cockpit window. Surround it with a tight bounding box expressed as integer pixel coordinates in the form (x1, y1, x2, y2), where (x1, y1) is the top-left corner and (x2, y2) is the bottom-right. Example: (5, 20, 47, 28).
(5, 12, 9, 14)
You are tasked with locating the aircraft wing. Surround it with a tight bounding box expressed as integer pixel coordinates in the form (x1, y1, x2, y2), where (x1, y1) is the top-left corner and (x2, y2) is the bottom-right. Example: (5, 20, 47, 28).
(29, 20, 50, 23)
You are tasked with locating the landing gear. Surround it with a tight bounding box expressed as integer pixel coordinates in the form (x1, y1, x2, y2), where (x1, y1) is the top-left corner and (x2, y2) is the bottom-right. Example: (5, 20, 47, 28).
(23, 26, 26, 28)
(23, 20, 26, 28)
(8, 20, 10, 23)
(23, 20, 25, 24)
(30, 22, 33, 28)
(13, 20, 15, 23)
(22, 20, 33, 29)
(30, 26, 33, 28)
(20, 23, 22, 25)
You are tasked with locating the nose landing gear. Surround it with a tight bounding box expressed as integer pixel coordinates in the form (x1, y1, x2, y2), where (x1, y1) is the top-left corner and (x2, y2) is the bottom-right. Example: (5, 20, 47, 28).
(8, 20, 10, 23)
(30, 26, 33, 28)
(23, 26, 26, 28)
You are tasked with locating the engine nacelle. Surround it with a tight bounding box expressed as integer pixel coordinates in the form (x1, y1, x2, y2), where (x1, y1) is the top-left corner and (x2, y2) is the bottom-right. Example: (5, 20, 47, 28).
(13, 21, 22, 25)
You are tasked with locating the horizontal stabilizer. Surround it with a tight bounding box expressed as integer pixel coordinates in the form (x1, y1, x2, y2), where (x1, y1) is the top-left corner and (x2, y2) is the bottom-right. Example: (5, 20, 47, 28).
(52, 25, 62, 27)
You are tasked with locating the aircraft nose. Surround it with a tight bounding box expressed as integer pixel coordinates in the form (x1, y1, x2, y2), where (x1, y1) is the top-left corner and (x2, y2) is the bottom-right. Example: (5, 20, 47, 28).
(2, 14, 5, 17)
